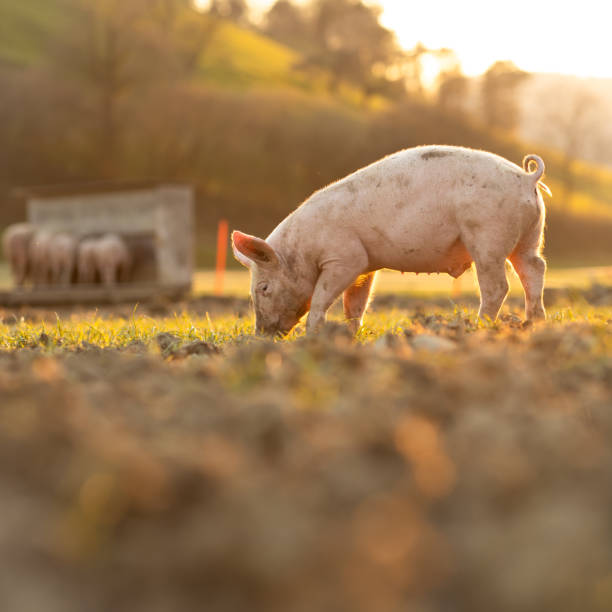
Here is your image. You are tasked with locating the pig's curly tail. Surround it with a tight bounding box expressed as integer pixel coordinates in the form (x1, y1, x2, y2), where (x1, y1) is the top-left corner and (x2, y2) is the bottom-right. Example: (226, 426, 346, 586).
(523, 154, 551, 196)
(523, 154, 545, 181)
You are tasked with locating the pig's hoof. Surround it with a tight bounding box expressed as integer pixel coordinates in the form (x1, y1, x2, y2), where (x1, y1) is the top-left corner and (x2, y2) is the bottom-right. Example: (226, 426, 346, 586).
(526, 309, 546, 322)
(346, 318, 361, 335)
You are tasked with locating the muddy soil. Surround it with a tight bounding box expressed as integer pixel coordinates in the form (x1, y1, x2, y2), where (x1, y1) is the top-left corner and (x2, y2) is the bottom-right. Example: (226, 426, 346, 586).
(0, 298, 611, 612)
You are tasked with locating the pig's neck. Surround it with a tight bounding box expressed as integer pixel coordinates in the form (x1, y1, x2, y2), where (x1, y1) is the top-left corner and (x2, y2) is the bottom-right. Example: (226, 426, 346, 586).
(267, 215, 319, 289)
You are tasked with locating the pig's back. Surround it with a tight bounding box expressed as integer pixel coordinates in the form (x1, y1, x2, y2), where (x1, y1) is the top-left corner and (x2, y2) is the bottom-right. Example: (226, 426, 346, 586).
(296, 146, 527, 230)
(281, 146, 537, 273)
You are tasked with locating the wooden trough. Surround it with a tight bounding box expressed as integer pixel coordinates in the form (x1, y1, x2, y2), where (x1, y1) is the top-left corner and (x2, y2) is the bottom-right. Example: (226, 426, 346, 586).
(1, 181, 194, 306)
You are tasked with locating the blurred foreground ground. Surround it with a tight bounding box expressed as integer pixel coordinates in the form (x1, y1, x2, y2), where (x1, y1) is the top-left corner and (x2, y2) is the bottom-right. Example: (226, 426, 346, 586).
(0, 285, 611, 612)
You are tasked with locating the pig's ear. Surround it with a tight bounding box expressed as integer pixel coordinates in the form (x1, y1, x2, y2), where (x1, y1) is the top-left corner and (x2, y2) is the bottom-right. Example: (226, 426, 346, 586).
(231, 234, 254, 269)
(231, 231, 279, 268)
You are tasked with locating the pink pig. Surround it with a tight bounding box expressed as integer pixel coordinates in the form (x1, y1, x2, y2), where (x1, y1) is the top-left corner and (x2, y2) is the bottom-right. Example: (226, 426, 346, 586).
(2, 223, 35, 287)
(232, 145, 549, 336)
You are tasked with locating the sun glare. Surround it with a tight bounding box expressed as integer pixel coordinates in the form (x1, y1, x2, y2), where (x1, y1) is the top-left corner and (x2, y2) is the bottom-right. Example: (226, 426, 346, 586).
(376, 0, 611, 79)
(220, 0, 611, 80)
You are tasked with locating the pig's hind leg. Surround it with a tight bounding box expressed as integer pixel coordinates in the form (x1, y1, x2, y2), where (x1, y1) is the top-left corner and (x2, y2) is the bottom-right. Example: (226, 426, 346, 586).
(473, 255, 510, 321)
(460, 212, 523, 321)
(343, 272, 377, 334)
(509, 223, 546, 321)
(461, 231, 511, 321)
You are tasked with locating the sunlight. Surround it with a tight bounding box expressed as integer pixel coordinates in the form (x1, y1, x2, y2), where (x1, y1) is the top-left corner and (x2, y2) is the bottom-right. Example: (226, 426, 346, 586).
(229, 0, 612, 80)
(376, 0, 611, 78)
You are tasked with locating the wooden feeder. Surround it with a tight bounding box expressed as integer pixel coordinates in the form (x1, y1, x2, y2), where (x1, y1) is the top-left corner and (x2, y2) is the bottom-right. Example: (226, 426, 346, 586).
(2, 181, 194, 305)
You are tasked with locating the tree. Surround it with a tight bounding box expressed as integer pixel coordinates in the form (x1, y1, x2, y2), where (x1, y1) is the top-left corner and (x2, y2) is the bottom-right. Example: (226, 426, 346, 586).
(437, 71, 469, 117)
(208, 0, 249, 24)
(50, 0, 217, 175)
(50, 0, 153, 173)
(263, 0, 310, 50)
(265, 0, 403, 99)
(435, 51, 469, 117)
(532, 85, 605, 204)
(147, 1, 219, 75)
(309, 0, 400, 95)
(481, 60, 530, 133)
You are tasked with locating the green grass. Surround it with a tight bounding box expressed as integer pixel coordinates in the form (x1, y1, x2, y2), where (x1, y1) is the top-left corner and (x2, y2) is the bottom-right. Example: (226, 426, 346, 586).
(1, 304, 610, 352)
(0, 311, 252, 351)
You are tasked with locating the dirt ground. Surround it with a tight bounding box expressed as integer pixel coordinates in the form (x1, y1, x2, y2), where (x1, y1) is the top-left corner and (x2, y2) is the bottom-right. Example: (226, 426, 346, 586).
(0, 290, 611, 612)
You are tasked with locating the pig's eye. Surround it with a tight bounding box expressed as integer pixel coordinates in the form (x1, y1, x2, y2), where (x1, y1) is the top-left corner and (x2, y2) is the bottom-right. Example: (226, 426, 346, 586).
(258, 282, 271, 296)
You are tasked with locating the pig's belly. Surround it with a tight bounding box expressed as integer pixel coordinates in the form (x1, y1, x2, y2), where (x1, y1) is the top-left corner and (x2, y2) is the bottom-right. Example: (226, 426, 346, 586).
(362, 222, 473, 278)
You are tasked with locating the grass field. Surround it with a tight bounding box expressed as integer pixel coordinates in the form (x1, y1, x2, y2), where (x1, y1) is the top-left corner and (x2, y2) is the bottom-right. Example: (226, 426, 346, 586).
(0, 289, 611, 610)
(0, 299, 610, 351)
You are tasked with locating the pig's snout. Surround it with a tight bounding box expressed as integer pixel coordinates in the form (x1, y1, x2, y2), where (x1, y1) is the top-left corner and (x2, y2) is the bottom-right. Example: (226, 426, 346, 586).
(256, 318, 294, 338)
(257, 326, 287, 338)
(256, 317, 281, 337)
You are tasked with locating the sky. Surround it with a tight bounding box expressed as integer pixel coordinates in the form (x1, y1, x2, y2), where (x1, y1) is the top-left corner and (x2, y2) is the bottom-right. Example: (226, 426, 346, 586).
(200, 0, 612, 80)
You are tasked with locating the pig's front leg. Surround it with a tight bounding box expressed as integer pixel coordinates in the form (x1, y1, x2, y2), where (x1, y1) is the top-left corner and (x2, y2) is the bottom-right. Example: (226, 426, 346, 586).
(306, 263, 366, 335)
(343, 272, 377, 334)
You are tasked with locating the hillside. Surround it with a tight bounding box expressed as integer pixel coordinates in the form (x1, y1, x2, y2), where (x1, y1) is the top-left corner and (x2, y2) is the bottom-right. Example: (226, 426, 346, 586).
(0, 1, 610, 267)
(0, 0, 364, 105)
(0, 0, 68, 67)
(198, 19, 306, 89)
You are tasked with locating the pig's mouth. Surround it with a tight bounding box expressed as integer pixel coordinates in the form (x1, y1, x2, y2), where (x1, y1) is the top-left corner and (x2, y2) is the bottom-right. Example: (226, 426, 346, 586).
(256, 316, 281, 337)
(256, 318, 296, 338)
(258, 326, 292, 338)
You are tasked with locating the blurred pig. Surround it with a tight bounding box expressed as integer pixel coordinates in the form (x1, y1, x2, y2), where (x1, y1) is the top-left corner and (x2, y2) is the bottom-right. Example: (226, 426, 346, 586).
(49, 232, 78, 286)
(93, 233, 132, 287)
(77, 238, 99, 284)
(2, 223, 35, 286)
(232, 145, 550, 336)
(29, 229, 54, 286)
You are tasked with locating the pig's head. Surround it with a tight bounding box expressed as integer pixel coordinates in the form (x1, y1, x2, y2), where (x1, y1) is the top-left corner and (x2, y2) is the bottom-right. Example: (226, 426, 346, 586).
(232, 230, 311, 336)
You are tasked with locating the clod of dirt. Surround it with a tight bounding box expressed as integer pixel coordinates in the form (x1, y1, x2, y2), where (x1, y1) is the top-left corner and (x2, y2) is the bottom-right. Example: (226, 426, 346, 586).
(411, 334, 457, 352)
(79, 340, 101, 352)
(124, 340, 148, 354)
(318, 321, 354, 339)
(374, 332, 412, 355)
(171, 341, 221, 360)
(585, 283, 612, 305)
(155, 332, 182, 352)
(499, 313, 523, 327)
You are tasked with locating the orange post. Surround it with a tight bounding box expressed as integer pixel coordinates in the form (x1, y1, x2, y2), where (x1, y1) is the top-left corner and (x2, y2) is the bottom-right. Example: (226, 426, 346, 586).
(215, 219, 229, 296)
